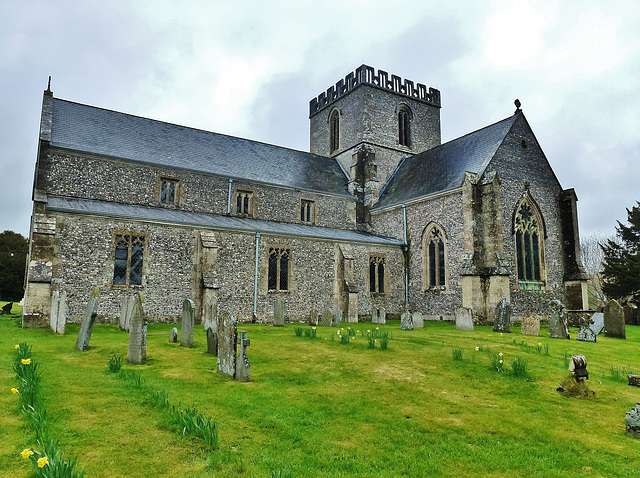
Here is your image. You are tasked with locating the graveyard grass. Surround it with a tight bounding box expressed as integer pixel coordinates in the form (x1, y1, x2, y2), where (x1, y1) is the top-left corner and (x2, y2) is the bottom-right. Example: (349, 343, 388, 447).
(1, 304, 640, 477)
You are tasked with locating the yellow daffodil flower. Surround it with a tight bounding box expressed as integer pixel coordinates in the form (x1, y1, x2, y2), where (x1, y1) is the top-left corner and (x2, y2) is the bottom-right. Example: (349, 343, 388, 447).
(11, 388, 19, 394)
(20, 449, 33, 459)
(21, 358, 31, 365)
(37, 457, 49, 468)
(475, 346, 480, 351)
(15, 344, 20, 350)
(538, 343, 542, 346)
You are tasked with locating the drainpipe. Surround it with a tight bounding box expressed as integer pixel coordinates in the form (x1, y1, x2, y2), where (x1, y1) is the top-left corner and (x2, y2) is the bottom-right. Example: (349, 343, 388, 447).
(227, 178, 233, 214)
(402, 204, 409, 308)
(253, 232, 260, 319)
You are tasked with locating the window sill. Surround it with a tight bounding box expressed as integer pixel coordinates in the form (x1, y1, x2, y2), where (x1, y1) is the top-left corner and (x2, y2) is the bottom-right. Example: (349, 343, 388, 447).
(518, 281, 545, 291)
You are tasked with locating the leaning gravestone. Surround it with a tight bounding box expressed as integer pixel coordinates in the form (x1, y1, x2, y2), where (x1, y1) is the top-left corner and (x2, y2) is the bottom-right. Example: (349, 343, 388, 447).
(521, 314, 540, 336)
(50, 290, 67, 335)
(169, 327, 178, 343)
(626, 403, 640, 436)
(273, 297, 285, 327)
(119, 295, 134, 332)
(401, 310, 413, 330)
(604, 300, 626, 339)
(493, 299, 512, 333)
(455, 307, 474, 331)
(180, 299, 196, 348)
(412, 312, 424, 328)
(235, 331, 251, 382)
(203, 295, 218, 331)
(590, 312, 605, 335)
(206, 327, 217, 355)
(321, 310, 332, 327)
(548, 300, 570, 339)
(127, 293, 147, 365)
(332, 310, 342, 327)
(576, 326, 596, 343)
(217, 313, 237, 378)
(75, 288, 100, 351)
(308, 308, 318, 327)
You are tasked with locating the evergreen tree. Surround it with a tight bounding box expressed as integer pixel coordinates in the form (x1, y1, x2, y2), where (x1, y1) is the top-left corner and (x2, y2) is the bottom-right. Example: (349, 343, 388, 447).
(0, 230, 29, 301)
(601, 202, 640, 306)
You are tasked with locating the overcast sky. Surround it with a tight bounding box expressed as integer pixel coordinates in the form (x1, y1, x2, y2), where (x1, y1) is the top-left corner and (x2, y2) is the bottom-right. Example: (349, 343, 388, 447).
(1, 0, 638, 240)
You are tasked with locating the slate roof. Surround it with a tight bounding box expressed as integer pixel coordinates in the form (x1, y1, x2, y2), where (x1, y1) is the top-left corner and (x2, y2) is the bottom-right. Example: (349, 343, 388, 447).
(46, 196, 403, 246)
(374, 115, 519, 209)
(49, 98, 350, 197)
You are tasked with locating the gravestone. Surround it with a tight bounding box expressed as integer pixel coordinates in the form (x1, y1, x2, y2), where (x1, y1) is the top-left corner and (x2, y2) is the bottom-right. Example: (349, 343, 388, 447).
(576, 326, 596, 343)
(49, 291, 59, 333)
(320, 310, 332, 327)
(50, 290, 67, 335)
(521, 314, 540, 336)
(217, 313, 237, 378)
(400, 310, 413, 330)
(371, 308, 378, 324)
(604, 300, 626, 339)
(127, 293, 147, 365)
(548, 300, 570, 339)
(180, 299, 195, 348)
(623, 306, 638, 326)
(235, 331, 251, 382)
(455, 307, 474, 331)
(590, 312, 605, 335)
(569, 355, 589, 380)
(169, 327, 178, 343)
(332, 310, 342, 327)
(377, 307, 386, 325)
(308, 308, 318, 327)
(626, 403, 640, 436)
(412, 312, 424, 328)
(206, 327, 217, 355)
(493, 299, 512, 333)
(203, 295, 218, 331)
(273, 297, 285, 326)
(629, 375, 640, 387)
(75, 288, 99, 351)
(119, 295, 134, 332)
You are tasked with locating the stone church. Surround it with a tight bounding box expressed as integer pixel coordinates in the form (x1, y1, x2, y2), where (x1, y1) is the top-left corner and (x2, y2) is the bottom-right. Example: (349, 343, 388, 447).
(22, 65, 587, 327)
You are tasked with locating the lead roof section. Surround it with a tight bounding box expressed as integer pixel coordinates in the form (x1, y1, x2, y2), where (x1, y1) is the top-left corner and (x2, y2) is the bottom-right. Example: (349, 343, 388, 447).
(46, 196, 404, 246)
(49, 98, 351, 197)
(375, 115, 519, 209)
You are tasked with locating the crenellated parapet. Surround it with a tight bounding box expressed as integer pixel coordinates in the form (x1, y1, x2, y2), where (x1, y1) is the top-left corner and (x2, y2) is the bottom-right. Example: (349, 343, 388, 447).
(309, 65, 441, 117)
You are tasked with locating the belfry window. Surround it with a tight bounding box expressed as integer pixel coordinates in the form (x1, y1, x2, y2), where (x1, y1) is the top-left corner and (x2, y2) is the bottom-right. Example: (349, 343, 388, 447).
(329, 109, 340, 153)
(514, 202, 545, 289)
(113, 233, 145, 287)
(369, 255, 385, 294)
(268, 247, 291, 291)
(425, 226, 446, 288)
(398, 106, 412, 147)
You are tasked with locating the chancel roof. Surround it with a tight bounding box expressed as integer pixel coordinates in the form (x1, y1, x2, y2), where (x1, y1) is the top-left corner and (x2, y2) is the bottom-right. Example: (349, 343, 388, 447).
(374, 115, 519, 209)
(49, 98, 350, 197)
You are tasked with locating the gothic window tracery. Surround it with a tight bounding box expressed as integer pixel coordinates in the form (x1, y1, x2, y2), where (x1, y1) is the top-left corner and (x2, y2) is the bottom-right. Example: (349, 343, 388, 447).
(113, 233, 145, 287)
(268, 247, 291, 291)
(423, 224, 446, 289)
(514, 201, 545, 289)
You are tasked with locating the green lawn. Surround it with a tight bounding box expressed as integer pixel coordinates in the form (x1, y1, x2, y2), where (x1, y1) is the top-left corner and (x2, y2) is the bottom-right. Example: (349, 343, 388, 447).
(1, 304, 639, 477)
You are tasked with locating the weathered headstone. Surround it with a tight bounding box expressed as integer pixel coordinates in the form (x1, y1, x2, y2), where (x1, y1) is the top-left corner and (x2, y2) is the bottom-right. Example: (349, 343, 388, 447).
(590, 312, 605, 335)
(626, 403, 640, 436)
(50, 291, 59, 333)
(75, 288, 99, 351)
(235, 331, 251, 382)
(623, 306, 638, 326)
(203, 295, 218, 331)
(273, 297, 285, 327)
(629, 375, 640, 387)
(576, 326, 596, 343)
(412, 312, 424, 328)
(127, 293, 147, 365)
(569, 355, 589, 380)
(378, 307, 386, 325)
(604, 300, 626, 339)
(548, 300, 570, 339)
(308, 308, 318, 327)
(493, 299, 512, 333)
(119, 295, 134, 331)
(371, 308, 378, 324)
(206, 327, 217, 355)
(332, 310, 342, 327)
(217, 313, 237, 378)
(169, 327, 178, 343)
(180, 299, 196, 348)
(321, 310, 332, 327)
(521, 314, 540, 336)
(455, 307, 474, 331)
(401, 310, 413, 330)
(50, 290, 67, 334)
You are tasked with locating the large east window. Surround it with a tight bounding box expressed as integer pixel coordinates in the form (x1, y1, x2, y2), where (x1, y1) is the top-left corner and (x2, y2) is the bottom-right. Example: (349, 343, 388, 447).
(268, 247, 291, 291)
(113, 233, 145, 287)
(514, 201, 545, 290)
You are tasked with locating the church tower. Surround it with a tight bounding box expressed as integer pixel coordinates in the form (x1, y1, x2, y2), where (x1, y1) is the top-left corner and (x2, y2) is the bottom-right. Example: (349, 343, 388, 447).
(309, 65, 441, 226)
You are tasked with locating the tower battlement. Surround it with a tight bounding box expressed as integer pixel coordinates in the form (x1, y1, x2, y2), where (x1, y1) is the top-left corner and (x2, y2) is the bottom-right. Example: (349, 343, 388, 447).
(309, 65, 441, 117)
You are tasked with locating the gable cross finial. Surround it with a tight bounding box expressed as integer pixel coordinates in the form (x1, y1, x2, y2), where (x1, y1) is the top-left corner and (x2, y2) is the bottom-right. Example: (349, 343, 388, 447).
(46, 76, 52, 93)
(514, 98, 522, 114)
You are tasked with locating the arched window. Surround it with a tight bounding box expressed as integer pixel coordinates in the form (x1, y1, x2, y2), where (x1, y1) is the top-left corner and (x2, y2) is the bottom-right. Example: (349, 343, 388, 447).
(398, 105, 412, 147)
(329, 109, 340, 153)
(514, 200, 545, 289)
(423, 224, 446, 289)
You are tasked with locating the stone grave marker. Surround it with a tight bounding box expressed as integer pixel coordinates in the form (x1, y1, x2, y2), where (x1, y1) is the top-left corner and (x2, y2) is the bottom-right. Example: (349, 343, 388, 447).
(412, 312, 424, 328)
(127, 292, 147, 365)
(624, 306, 638, 326)
(49, 291, 59, 333)
(400, 310, 413, 330)
(604, 300, 626, 339)
(235, 331, 251, 382)
(455, 307, 474, 331)
(332, 310, 342, 327)
(628, 375, 640, 387)
(576, 326, 596, 343)
(180, 299, 196, 348)
(206, 327, 217, 355)
(273, 297, 285, 326)
(75, 288, 99, 351)
(321, 310, 332, 327)
(377, 307, 386, 325)
(493, 299, 512, 333)
(590, 312, 605, 335)
(626, 403, 640, 436)
(371, 308, 378, 324)
(50, 290, 67, 335)
(548, 300, 570, 339)
(119, 295, 134, 332)
(169, 327, 178, 343)
(203, 295, 218, 331)
(217, 312, 237, 378)
(521, 314, 540, 336)
(308, 308, 318, 327)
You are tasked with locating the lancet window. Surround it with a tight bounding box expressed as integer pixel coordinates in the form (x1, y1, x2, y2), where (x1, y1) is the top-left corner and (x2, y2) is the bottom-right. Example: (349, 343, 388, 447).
(369, 255, 386, 294)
